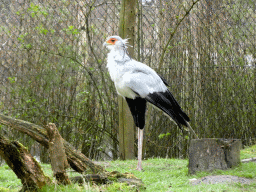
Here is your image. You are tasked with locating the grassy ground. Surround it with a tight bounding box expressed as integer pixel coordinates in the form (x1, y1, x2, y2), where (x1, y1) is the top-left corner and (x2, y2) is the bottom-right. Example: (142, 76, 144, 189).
(0, 145, 255, 192)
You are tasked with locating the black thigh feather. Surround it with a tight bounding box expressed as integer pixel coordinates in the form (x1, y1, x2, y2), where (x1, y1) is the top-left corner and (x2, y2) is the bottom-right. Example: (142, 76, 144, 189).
(125, 97, 147, 129)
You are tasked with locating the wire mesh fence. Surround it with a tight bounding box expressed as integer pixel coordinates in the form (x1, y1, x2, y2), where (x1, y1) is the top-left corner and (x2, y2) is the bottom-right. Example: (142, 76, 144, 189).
(0, 0, 255, 161)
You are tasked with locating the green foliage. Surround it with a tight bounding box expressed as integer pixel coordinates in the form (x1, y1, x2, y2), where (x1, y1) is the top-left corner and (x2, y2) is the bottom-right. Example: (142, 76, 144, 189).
(36, 24, 49, 35)
(7, 77, 16, 84)
(241, 145, 256, 160)
(17, 33, 28, 43)
(0, 166, 20, 191)
(158, 132, 171, 139)
(27, 3, 48, 18)
(63, 26, 80, 35)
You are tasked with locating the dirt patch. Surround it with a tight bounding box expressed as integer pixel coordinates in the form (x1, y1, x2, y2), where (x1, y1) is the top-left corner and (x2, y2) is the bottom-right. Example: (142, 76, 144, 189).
(190, 175, 255, 185)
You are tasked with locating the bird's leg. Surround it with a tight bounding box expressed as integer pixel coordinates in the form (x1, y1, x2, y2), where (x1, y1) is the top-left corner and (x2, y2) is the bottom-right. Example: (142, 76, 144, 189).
(136, 128, 144, 171)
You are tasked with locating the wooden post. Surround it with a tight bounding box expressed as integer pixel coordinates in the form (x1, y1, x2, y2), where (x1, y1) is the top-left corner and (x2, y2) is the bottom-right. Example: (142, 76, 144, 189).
(188, 138, 241, 174)
(118, 0, 136, 160)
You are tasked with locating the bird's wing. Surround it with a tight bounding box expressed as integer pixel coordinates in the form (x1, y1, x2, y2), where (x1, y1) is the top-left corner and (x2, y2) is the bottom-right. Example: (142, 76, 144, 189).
(158, 74, 169, 86)
(145, 89, 190, 130)
(123, 61, 168, 98)
(119, 60, 190, 130)
(125, 97, 147, 129)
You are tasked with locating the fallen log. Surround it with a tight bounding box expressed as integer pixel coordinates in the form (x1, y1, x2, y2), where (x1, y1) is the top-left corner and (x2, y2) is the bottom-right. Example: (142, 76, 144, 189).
(0, 135, 51, 191)
(70, 171, 145, 189)
(0, 114, 145, 188)
(0, 114, 103, 173)
(71, 174, 108, 184)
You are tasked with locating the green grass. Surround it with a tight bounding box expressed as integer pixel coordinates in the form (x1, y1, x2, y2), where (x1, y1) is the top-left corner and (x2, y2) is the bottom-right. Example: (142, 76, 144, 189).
(0, 145, 256, 192)
(105, 158, 256, 192)
(241, 145, 256, 159)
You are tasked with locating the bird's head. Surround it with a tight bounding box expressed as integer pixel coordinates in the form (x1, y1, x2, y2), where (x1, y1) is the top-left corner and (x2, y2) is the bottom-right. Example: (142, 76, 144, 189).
(103, 36, 129, 51)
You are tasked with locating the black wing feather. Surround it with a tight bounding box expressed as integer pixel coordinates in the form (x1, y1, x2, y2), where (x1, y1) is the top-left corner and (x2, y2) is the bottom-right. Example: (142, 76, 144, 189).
(145, 90, 190, 129)
(158, 74, 169, 86)
(125, 97, 147, 129)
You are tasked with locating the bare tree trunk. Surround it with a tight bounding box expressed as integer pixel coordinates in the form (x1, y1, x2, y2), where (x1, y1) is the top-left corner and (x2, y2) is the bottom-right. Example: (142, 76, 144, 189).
(0, 135, 51, 191)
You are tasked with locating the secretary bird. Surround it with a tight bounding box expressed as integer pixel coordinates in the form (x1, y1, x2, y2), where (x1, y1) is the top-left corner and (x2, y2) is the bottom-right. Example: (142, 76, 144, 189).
(103, 36, 198, 171)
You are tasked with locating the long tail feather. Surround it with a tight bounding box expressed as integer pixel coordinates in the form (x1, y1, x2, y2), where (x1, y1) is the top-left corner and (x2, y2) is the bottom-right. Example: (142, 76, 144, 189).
(145, 91, 187, 126)
(145, 90, 198, 138)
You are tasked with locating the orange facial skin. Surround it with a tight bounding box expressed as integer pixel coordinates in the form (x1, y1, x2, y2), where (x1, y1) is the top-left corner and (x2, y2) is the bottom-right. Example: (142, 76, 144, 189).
(106, 38, 117, 45)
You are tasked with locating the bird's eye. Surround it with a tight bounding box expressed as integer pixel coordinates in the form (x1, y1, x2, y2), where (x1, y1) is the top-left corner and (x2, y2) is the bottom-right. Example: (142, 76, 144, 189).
(107, 38, 116, 45)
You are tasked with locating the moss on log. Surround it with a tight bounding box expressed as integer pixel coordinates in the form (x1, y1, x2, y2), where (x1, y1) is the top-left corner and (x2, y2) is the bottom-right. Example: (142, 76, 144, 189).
(0, 135, 51, 191)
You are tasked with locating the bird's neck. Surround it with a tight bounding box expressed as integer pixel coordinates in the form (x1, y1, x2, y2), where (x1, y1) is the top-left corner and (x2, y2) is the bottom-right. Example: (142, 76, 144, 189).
(109, 46, 131, 63)
(106, 47, 132, 82)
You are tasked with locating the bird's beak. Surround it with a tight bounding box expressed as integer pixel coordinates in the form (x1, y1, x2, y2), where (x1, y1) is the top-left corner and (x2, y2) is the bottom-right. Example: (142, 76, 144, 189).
(103, 42, 109, 47)
(103, 41, 112, 47)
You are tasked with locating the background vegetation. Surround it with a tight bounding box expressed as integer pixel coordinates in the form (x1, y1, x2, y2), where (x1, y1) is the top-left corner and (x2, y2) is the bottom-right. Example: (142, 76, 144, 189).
(0, 0, 255, 162)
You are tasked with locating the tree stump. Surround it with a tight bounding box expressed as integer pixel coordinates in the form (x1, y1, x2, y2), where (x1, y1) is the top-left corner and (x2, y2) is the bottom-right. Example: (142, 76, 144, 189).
(188, 138, 241, 174)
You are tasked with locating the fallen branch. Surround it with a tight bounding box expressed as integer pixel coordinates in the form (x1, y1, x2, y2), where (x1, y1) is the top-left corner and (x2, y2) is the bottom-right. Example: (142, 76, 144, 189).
(0, 114, 145, 189)
(70, 171, 144, 189)
(0, 114, 103, 173)
(241, 157, 256, 163)
(158, 0, 200, 70)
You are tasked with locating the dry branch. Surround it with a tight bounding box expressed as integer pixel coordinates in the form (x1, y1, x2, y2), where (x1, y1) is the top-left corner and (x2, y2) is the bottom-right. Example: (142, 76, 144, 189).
(46, 123, 70, 184)
(158, 0, 200, 70)
(241, 157, 256, 163)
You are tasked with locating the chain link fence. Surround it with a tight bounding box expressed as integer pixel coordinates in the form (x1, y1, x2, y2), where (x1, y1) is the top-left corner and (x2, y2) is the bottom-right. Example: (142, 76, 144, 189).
(1, 0, 255, 161)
